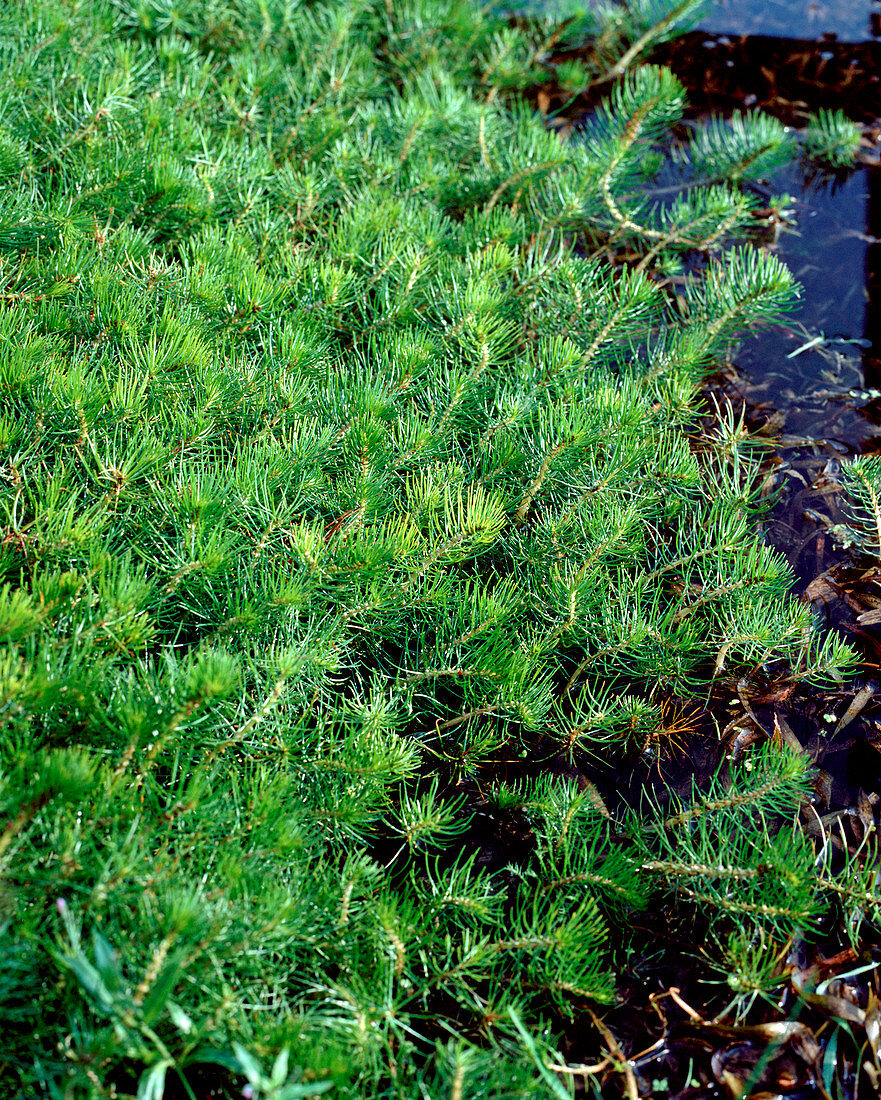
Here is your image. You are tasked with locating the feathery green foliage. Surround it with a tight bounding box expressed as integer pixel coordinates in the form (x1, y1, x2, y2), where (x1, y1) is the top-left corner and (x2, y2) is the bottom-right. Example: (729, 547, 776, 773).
(803, 107, 863, 169)
(0, 0, 864, 1096)
(840, 456, 881, 554)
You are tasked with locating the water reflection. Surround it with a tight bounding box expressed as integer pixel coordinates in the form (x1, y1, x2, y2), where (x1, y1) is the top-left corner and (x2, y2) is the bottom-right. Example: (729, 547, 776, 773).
(697, 0, 881, 41)
(733, 163, 879, 447)
(648, 25, 881, 441)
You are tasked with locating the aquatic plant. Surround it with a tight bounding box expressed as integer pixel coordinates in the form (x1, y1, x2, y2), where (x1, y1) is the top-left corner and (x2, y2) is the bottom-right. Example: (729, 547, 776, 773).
(803, 107, 863, 168)
(0, 0, 871, 1096)
(840, 456, 881, 553)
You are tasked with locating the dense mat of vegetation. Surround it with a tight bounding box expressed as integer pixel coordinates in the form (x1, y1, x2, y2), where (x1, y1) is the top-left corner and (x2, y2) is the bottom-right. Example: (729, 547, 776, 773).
(0, 1, 874, 1096)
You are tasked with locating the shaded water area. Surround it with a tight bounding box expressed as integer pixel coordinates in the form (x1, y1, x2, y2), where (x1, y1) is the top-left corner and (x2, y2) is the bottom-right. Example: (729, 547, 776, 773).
(723, 162, 881, 588)
(696, 0, 881, 40)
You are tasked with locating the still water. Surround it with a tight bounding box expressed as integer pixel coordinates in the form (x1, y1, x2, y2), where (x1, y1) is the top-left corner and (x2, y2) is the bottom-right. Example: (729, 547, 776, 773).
(696, 0, 881, 40)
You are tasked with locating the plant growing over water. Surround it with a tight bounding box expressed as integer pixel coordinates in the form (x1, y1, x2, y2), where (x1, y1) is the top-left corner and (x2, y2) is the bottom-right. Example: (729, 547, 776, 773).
(0, 0, 872, 1096)
(840, 456, 881, 554)
(803, 107, 863, 169)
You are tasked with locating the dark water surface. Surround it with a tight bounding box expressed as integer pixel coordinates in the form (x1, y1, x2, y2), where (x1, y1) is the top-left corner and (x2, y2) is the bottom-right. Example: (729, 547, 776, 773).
(696, 0, 881, 40)
(723, 162, 879, 451)
(726, 162, 881, 587)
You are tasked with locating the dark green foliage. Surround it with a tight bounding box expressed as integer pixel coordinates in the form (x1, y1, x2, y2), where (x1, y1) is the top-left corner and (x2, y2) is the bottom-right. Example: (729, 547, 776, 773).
(0, 1, 866, 1096)
(631, 746, 821, 932)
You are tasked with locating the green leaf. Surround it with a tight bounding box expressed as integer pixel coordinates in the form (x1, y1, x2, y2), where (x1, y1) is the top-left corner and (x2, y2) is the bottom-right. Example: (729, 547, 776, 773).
(137, 1060, 172, 1100)
(167, 1001, 193, 1034)
(508, 1007, 572, 1099)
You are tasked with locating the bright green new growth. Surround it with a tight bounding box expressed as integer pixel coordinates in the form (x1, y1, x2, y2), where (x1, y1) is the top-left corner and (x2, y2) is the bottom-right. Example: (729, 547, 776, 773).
(840, 456, 881, 552)
(0, 0, 867, 1096)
